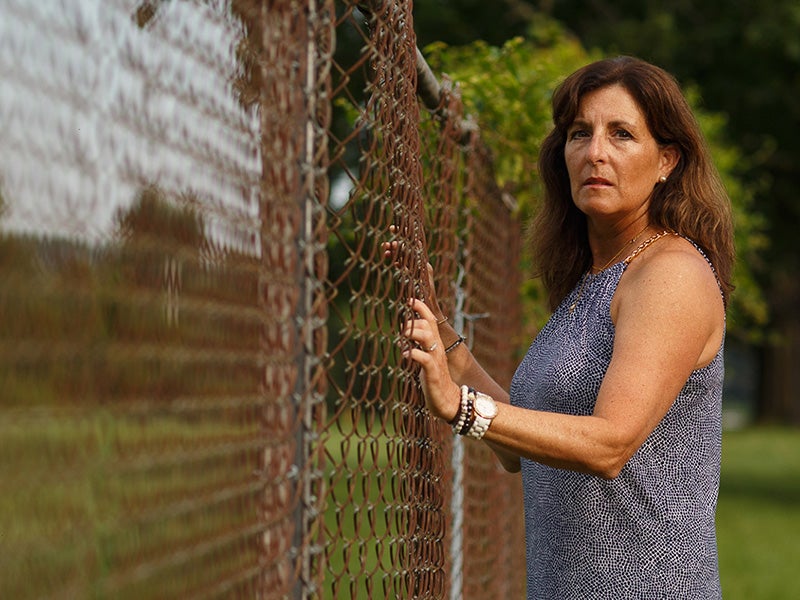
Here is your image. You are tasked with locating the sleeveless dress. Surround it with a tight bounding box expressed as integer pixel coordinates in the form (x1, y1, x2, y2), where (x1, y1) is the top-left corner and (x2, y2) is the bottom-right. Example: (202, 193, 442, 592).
(510, 249, 724, 599)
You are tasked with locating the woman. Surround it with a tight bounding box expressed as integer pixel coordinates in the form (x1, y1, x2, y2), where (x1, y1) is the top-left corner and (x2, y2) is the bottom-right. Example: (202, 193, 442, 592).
(398, 56, 734, 598)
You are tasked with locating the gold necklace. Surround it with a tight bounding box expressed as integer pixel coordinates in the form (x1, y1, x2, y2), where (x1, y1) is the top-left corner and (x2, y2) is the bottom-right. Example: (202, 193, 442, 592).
(623, 229, 676, 265)
(591, 225, 650, 273)
(568, 273, 590, 313)
(568, 225, 650, 314)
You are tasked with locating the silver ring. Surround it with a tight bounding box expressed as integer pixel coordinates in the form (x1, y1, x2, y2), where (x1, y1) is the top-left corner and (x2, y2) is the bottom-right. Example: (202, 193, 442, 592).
(427, 343, 438, 352)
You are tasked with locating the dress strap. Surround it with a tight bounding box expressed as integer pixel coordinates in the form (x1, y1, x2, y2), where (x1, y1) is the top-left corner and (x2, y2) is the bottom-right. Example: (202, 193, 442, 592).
(681, 236, 726, 303)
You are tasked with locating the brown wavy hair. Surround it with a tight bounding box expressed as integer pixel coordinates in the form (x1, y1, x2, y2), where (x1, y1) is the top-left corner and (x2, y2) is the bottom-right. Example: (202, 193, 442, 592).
(532, 56, 734, 310)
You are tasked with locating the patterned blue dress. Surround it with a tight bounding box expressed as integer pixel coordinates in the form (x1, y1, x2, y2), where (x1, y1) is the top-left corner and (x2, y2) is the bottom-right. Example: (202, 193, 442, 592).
(510, 256, 724, 599)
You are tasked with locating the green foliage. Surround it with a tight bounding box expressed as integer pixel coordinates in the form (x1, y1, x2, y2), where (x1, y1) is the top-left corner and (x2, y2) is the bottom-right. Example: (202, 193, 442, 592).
(423, 20, 767, 338)
(424, 27, 596, 223)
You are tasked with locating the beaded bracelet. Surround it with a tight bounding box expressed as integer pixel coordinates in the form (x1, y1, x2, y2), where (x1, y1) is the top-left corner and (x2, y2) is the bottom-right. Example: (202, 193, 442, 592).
(458, 392, 476, 436)
(448, 388, 463, 426)
(451, 385, 470, 433)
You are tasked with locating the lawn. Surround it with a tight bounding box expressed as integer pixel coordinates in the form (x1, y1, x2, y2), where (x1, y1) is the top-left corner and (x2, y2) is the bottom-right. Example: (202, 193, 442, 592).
(318, 424, 800, 599)
(2, 411, 797, 599)
(717, 426, 800, 599)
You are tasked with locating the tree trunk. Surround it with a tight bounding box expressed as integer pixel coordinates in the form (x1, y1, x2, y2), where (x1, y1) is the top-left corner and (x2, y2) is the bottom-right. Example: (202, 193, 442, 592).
(757, 275, 800, 425)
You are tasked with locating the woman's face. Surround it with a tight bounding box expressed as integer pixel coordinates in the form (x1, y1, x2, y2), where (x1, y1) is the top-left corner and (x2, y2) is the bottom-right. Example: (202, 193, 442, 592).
(564, 84, 676, 222)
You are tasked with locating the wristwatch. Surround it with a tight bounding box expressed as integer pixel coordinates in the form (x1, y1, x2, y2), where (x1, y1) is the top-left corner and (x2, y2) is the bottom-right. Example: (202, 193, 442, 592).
(466, 388, 498, 440)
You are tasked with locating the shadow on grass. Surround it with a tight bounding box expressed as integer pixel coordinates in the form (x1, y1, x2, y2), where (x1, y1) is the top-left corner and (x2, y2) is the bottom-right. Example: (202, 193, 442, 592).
(719, 475, 800, 507)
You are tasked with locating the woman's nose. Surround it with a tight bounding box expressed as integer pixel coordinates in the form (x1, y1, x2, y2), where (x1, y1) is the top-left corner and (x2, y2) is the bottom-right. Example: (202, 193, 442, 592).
(587, 134, 607, 164)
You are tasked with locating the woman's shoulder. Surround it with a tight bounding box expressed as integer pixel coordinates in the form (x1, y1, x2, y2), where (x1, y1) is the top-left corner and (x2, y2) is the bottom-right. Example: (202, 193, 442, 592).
(613, 232, 726, 369)
(618, 233, 724, 310)
(627, 232, 717, 277)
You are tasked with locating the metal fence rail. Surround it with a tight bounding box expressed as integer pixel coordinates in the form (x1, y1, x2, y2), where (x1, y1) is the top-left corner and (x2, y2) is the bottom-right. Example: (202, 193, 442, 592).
(0, 0, 525, 597)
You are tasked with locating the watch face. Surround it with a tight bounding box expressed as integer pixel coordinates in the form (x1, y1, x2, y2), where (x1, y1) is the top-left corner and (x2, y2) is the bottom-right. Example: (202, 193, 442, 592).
(474, 395, 498, 419)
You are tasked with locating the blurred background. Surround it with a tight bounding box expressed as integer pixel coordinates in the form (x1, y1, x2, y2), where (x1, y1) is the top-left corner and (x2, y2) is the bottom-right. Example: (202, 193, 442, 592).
(0, 0, 797, 598)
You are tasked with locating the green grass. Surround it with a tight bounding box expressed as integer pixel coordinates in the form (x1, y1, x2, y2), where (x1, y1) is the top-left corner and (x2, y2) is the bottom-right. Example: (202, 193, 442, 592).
(322, 416, 399, 600)
(3, 410, 797, 599)
(0, 409, 262, 599)
(718, 426, 800, 599)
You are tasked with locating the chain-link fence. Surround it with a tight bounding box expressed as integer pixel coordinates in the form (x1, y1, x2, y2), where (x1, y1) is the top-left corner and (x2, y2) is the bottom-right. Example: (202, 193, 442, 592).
(0, 0, 525, 597)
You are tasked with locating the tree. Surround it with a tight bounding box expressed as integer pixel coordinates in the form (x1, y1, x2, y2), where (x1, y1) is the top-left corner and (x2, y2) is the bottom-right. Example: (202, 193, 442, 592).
(413, 0, 532, 46)
(0, 182, 6, 221)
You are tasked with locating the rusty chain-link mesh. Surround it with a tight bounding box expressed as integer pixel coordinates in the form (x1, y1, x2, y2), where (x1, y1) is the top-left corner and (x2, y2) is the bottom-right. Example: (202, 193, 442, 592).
(0, 0, 525, 597)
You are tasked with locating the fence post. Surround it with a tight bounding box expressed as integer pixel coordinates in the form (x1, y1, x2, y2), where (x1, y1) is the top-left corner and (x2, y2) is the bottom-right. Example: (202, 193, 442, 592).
(291, 0, 332, 597)
(449, 266, 468, 600)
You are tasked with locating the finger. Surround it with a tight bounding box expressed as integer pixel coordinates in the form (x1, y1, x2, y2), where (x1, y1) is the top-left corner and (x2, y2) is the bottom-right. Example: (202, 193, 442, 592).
(402, 344, 447, 378)
(426, 262, 437, 290)
(402, 317, 426, 337)
(402, 345, 436, 362)
(401, 319, 444, 361)
(408, 297, 436, 323)
(382, 226, 399, 258)
(402, 318, 436, 347)
(383, 241, 409, 266)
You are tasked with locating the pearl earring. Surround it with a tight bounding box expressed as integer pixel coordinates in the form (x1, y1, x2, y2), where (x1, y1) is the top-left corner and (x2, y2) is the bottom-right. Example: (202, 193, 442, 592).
(658, 175, 667, 183)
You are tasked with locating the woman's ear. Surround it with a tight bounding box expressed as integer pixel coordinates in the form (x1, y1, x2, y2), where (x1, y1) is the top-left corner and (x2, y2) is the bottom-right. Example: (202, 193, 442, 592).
(660, 144, 680, 177)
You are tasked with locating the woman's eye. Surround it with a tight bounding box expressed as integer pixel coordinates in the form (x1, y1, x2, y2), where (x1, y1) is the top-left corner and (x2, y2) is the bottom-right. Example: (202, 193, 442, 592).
(614, 129, 633, 139)
(569, 130, 589, 140)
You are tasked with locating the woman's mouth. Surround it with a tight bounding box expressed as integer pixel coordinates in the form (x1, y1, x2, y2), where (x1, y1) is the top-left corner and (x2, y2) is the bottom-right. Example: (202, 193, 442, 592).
(583, 177, 613, 187)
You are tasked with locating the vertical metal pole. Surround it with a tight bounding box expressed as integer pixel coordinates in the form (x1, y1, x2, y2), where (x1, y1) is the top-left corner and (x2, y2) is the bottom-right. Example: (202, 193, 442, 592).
(291, 0, 320, 597)
(449, 267, 467, 600)
(450, 437, 465, 600)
